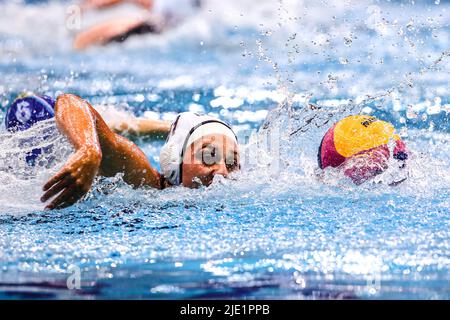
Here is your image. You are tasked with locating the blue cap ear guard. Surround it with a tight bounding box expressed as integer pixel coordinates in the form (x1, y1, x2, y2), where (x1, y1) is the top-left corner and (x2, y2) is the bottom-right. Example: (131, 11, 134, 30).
(4, 93, 56, 165)
(5, 93, 55, 132)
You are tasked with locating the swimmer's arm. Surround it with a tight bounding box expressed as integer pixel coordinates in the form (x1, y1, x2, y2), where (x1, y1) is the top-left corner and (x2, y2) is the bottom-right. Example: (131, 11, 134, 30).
(81, 0, 124, 11)
(41, 94, 103, 209)
(110, 117, 171, 139)
(41, 94, 162, 209)
(80, 0, 153, 11)
(73, 17, 147, 50)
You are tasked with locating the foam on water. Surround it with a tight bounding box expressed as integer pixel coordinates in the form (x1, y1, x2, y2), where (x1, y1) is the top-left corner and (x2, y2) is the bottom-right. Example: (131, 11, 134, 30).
(0, 120, 73, 213)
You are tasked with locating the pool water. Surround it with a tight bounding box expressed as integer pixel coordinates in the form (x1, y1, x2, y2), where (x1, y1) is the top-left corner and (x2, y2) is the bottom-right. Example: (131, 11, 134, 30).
(0, 0, 449, 299)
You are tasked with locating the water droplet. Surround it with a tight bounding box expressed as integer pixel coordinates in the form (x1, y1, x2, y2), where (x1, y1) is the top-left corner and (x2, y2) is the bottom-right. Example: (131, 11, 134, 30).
(406, 105, 417, 119)
(406, 19, 414, 31)
(344, 37, 353, 46)
(421, 113, 428, 121)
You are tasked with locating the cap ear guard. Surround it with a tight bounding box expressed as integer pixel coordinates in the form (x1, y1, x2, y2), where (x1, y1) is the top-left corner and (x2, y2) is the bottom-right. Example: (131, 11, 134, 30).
(5, 93, 55, 132)
(159, 140, 182, 186)
(159, 114, 183, 185)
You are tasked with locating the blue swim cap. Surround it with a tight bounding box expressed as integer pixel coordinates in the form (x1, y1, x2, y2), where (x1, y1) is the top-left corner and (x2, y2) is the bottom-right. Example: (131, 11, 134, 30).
(5, 93, 55, 132)
(5, 93, 56, 165)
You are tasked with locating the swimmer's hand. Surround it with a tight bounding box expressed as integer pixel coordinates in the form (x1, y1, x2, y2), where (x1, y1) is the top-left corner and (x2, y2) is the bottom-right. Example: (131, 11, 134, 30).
(41, 147, 101, 210)
(341, 146, 390, 185)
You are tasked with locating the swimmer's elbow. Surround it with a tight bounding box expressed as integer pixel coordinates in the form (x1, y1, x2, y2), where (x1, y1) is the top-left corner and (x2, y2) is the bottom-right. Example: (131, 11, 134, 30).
(55, 93, 83, 110)
(54, 93, 104, 144)
(56, 93, 82, 100)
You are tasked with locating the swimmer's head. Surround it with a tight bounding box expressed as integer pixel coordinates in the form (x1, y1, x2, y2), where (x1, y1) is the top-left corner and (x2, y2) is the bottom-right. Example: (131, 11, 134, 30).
(160, 112, 240, 187)
(5, 92, 55, 132)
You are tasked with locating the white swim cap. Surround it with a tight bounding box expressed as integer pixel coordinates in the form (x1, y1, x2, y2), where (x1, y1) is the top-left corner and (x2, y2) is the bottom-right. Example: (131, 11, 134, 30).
(159, 112, 237, 186)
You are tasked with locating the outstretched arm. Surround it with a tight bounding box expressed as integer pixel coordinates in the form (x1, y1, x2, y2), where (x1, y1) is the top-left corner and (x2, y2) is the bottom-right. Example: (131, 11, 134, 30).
(73, 17, 148, 50)
(109, 116, 171, 138)
(80, 0, 153, 11)
(41, 94, 162, 209)
(93, 100, 171, 138)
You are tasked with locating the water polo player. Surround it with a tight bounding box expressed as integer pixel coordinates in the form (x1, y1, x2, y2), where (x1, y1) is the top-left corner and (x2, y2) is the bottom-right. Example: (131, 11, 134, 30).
(4, 93, 56, 165)
(74, 0, 202, 50)
(318, 115, 408, 185)
(38, 94, 239, 209)
(4, 92, 170, 164)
